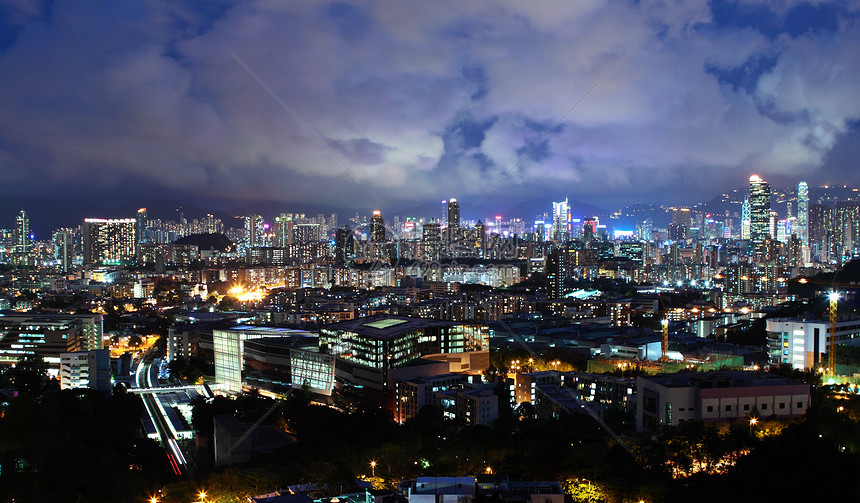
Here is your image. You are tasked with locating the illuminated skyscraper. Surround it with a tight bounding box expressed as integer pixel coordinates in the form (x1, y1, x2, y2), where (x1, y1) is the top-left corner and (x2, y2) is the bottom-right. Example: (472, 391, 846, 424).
(797, 181, 809, 247)
(749, 175, 771, 257)
(552, 198, 570, 241)
(447, 199, 460, 230)
(136, 208, 147, 245)
(370, 210, 386, 242)
(14, 209, 29, 256)
(82, 218, 137, 265)
(741, 199, 751, 240)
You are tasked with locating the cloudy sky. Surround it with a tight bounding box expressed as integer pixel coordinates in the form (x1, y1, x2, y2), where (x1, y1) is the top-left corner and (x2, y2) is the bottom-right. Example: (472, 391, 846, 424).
(1, 0, 859, 214)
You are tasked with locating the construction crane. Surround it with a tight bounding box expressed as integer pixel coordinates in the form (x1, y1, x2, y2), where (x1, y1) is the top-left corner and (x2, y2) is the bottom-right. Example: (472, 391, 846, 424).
(660, 318, 669, 363)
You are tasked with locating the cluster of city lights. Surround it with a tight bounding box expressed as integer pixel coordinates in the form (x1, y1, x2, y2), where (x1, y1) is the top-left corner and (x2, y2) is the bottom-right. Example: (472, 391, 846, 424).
(226, 285, 265, 303)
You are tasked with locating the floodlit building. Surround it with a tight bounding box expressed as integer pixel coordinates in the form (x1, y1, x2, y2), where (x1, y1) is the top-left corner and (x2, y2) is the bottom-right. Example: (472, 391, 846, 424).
(636, 371, 810, 431)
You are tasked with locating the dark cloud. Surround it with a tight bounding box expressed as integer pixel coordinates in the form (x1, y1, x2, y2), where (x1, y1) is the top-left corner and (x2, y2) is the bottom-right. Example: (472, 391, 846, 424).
(0, 0, 859, 218)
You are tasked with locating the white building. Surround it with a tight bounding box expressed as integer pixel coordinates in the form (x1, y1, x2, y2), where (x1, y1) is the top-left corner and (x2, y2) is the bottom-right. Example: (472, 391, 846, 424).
(60, 349, 111, 394)
(766, 317, 860, 370)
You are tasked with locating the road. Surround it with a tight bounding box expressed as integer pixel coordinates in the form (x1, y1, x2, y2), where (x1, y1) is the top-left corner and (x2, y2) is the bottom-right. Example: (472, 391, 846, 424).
(134, 359, 191, 477)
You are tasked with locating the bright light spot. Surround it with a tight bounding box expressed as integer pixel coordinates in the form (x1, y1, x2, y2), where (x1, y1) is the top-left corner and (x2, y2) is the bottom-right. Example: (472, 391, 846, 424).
(228, 285, 264, 302)
(829, 291, 840, 302)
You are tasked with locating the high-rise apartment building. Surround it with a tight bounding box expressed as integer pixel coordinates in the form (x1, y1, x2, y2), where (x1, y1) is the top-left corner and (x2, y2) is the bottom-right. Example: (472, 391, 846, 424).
(53, 228, 73, 272)
(809, 203, 834, 262)
(447, 198, 460, 230)
(14, 210, 30, 263)
(545, 249, 568, 299)
(749, 175, 771, 258)
(422, 219, 441, 261)
(797, 182, 809, 247)
(334, 227, 353, 266)
(82, 218, 136, 265)
(245, 214, 263, 248)
(370, 210, 386, 242)
(669, 207, 691, 241)
(136, 208, 147, 245)
(834, 201, 860, 262)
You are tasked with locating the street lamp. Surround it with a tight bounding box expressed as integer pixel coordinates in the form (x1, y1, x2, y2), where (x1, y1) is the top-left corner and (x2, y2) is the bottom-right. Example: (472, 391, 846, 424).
(370, 460, 377, 477)
(199, 490, 207, 502)
(749, 417, 758, 437)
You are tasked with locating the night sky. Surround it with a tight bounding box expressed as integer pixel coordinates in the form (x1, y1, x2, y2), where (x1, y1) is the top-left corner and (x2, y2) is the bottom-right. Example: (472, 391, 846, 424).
(1, 0, 859, 215)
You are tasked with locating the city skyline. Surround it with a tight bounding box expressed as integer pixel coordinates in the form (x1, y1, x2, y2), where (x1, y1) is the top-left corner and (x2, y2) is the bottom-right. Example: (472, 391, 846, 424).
(1, 1, 859, 214)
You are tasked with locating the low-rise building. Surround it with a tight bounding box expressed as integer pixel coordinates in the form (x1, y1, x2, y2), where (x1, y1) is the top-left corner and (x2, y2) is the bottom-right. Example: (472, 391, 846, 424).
(636, 370, 810, 431)
(59, 349, 111, 394)
(766, 316, 860, 370)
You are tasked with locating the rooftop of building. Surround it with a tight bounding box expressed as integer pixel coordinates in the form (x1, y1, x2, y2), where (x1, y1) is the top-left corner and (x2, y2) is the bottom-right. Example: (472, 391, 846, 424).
(244, 336, 320, 352)
(323, 315, 467, 339)
(224, 325, 318, 337)
(641, 370, 805, 389)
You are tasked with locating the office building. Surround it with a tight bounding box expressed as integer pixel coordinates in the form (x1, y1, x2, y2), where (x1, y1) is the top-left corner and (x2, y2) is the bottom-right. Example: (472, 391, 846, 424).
(637, 371, 810, 430)
(766, 317, 860, 369)
(213, 326, 317, 393)
(320, 315, 489, 408)
(551, 199, 570, 241)
(82, 218, 137, 265)
(0, 314, 98, 371)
